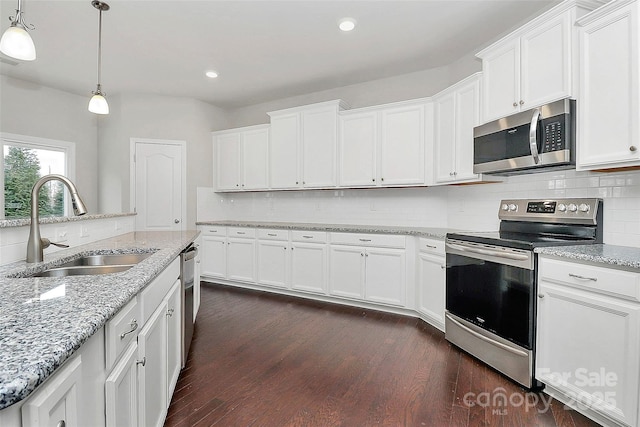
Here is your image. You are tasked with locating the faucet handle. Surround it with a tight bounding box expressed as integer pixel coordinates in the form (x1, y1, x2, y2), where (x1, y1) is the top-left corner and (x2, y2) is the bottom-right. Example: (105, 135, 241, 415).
(41, 238, 70, 249)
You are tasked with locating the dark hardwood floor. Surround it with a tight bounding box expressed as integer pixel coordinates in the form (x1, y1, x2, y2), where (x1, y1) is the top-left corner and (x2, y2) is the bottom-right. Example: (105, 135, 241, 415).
(165, 283, 600, 427)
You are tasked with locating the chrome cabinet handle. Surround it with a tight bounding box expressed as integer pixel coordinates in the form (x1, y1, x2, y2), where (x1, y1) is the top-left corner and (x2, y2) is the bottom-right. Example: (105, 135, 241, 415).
(136, 357, 146, 367)
(120, 319, 138, 339)
(166, 308, 174, 317)
(267, 233, 277, 236)
(209, 230, 218, 233)
(359, 239, 372, 242)
(569, 273, 597, 282)
(236, 231, 246, 235)
(302, 235, 313, 239)
(529, 108, 541, 165)
(425, 244, 437, 249)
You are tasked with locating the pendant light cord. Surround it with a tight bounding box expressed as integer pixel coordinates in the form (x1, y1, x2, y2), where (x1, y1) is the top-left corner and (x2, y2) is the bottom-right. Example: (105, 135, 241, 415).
(96, 8, 102, 89)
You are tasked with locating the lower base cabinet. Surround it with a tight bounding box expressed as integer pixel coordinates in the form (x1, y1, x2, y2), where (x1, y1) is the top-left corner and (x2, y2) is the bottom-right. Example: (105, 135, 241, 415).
(257, 239, 289, 289)
(416, 238, 446, 331)
(105, 343, 139, 427)
(290, 242, 327, 295)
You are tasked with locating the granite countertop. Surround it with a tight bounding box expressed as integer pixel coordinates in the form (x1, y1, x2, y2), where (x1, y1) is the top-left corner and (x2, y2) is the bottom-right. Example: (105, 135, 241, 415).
(196, 220, 452, 240)
(536, 244, 640, 270)
(0, 230, 199, 410)
(0, 212, 136, 228)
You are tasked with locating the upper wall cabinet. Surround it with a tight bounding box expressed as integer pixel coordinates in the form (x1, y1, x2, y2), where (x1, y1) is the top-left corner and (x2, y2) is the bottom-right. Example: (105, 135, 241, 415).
(432, 73, 482, 185)
(576, 0, 640, 171)
(213, 124, 270, 192)
(268, 100, 346, 190)
(477, 1, 602, 123)
(338, 99, 431, 188)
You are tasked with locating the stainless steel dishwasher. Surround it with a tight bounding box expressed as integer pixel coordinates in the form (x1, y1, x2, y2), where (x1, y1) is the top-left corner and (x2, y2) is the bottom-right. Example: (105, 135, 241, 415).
(180, 243, 198, 367)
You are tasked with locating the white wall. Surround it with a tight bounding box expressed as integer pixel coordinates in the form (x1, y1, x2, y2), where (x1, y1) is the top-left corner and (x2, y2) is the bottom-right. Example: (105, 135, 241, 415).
(198, 168, 640, 248)
(97, 93, 231, 228)
(0, 75, 99, 213)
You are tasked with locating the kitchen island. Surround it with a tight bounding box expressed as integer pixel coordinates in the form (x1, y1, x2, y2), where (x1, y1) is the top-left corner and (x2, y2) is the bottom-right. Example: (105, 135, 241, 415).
(0, 230, 198, 415)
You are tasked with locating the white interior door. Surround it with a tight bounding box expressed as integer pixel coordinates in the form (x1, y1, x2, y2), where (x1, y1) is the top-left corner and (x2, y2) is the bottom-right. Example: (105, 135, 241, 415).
(132, 139, 186, 231)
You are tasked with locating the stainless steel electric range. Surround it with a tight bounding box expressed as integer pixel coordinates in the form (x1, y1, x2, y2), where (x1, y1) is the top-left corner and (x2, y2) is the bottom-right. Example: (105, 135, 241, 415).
(445, 198, 603, 389)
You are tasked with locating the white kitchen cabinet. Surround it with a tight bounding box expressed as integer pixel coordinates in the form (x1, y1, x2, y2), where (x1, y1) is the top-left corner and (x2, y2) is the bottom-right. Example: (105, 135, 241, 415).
(165, 280, 181, 400)
(290, 236, 328, 295)
(577, 0, 640, 170)
(105, 343, 139, 427)
(536, 257, 640, 427)
(416, 238, 446, 331)
(213, 125, 270, 191)
(379, 102, 427, 186)
(338, 111, 378, 187)
(200, 228, 227, 279)
(194, 235, 202, 321)
(226, 228, 256, 283)
(257, 238, 290, 289)
(329, 245, 366, 300)
(268, 100, 346, 190)
(364, 247, 406, 307)
(137, 296, 168, 427)
(477, 3, 596, 123)
(433, 73, 482, 184)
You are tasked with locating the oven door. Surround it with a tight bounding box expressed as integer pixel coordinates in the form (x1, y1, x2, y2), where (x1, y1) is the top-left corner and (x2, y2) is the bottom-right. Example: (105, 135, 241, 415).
(445, 239, 535, 349)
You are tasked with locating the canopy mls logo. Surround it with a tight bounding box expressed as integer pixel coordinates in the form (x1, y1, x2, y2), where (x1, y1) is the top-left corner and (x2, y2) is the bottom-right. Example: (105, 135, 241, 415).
(462, 368, 619, 416)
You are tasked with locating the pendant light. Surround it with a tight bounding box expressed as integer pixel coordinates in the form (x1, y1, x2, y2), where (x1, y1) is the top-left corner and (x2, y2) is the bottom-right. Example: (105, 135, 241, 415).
(88, 0, 110, 115)
(0, 0, 36, 61)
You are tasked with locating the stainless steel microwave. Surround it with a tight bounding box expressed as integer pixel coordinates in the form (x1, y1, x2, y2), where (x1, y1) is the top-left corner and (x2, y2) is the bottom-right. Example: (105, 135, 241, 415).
(473, 99, 576, 175)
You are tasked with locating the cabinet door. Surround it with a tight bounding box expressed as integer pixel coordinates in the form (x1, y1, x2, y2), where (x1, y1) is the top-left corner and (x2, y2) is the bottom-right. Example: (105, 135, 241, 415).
(106, 343, 139, 427)
(339, 112, 377, 187)
(329, 245, 365, 300)
(454, 77, 481, 181)
(481, 40, 520, 122)
(165, 280, 182, 399)
(417, 252, 445, 331)
(22, 356, 82, 427)
(138, 302, 168, 427)
(364, 248, 406, 307)
(578, 3, 640, 170)
(520, 13, 571, 110)
(215, 132, 241, 191)
(290, 243, 327, 295)
(269, 113, 300, 189)
(302, 107, 338, 188)
(257, 240, 289, 289)
(433, 92, 456, 183)
(227, 237, 256, 282)
(194, 237, 202, 322)
(380, 103, 425, 185)
(200, 236, 226, 279)
(536, 282, 640, 427)
(242, 127, 270, 190)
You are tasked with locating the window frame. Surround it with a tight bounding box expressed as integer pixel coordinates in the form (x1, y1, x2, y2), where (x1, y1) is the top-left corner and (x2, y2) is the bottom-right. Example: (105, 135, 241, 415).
(0, 132, 76, 219)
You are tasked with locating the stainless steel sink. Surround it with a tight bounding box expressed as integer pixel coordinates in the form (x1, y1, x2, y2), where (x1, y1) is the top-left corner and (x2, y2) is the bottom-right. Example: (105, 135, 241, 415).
(57, 253, 154, 268)
(32, 265, 134, 277)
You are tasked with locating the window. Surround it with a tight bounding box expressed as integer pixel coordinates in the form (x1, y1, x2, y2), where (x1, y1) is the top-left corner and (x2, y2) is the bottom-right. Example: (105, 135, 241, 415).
(0, 133, 76, 219)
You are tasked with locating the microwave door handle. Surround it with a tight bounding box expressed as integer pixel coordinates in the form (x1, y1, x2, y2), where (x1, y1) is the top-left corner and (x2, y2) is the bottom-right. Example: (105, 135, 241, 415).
(529, 108, 541, 164)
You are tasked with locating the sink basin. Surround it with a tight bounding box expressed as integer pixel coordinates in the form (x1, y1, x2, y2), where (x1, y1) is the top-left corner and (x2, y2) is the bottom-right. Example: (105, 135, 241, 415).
(32, 265, 134, 277)
(57, 253, 154, 268)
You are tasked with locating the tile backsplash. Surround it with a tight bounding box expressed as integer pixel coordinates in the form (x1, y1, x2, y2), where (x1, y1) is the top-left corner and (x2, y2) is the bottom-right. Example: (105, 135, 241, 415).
(198, 169, 640, 248)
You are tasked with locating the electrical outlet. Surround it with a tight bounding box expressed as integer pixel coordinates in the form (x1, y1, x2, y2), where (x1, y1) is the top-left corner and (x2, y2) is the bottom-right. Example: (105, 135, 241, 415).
(55, 227, 68, 242)
(80, 226, 89, 238)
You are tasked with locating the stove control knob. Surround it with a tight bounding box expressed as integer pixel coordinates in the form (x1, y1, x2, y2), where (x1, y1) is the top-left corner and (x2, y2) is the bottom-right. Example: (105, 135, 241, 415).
(568, 203, 578, 213)
(579, 203, 590, 213)
(501, 203, 509, 211)
(557, 203, 567, 212)
(508, 203, 518, 212)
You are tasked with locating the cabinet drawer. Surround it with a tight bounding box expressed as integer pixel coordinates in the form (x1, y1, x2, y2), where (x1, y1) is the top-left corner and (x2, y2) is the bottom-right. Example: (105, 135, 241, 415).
(291, 230, 327, 243)
(200, 226, 226, 236)
(228, 227, 256, 238)
(540, 257, 640, 302)
(258, 229, 289, 241)
(140, 257, 180, 325)
(418, 237, 444, 255)
(331, 232, 406, 248)
(105, 297, 140, 371)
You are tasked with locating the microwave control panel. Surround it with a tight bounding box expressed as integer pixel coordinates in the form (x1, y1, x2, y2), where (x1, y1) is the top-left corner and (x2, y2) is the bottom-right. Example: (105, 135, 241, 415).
(542, 120, 565, 152)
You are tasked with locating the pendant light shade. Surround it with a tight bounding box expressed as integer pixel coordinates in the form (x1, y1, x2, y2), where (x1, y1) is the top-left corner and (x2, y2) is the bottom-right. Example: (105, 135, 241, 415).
(0, 0, 36, 61)
(88, 1, 110, 115)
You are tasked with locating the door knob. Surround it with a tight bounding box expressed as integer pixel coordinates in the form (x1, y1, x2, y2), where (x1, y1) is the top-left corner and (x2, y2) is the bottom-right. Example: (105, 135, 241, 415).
(174, 219, 180, 224)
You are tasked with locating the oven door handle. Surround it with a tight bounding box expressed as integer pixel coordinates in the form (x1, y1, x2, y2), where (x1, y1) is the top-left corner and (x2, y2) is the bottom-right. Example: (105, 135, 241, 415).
(529, 108, 541, 165)
(446, 242, 529, 261)
(446, 314, 529, 357)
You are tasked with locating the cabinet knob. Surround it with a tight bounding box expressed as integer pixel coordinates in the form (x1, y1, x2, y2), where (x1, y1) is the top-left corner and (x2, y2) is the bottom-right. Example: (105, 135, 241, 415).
(631, 146, 637, 152)
(440, 265, 446, 269)
(513, 102, 518, 107)
(538, 293, 545, 299)
(174, 219, 180, 224)
(136, 357, 146, 367)
(295, 181, 299, 185)
(372, 178, 375, 182)
(519, 100, 524, 105)
(381, 178, 384, 182)
(56, 421, 66, 427)
(166, 308, 175, 317)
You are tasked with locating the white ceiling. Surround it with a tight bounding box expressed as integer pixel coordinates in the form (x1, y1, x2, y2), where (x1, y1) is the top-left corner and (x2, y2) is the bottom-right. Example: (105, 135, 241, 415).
(0, 0, 559, 109)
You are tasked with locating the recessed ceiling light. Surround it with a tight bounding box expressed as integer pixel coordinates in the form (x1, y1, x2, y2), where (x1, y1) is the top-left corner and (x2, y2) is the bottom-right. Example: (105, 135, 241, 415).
(206, 71, 218, 79)
(338, 18, 357, 32)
